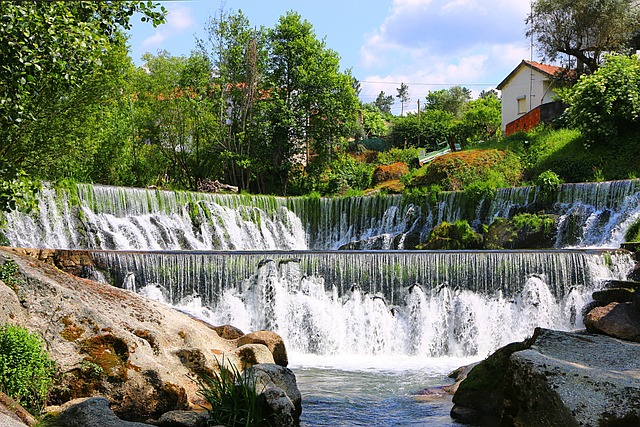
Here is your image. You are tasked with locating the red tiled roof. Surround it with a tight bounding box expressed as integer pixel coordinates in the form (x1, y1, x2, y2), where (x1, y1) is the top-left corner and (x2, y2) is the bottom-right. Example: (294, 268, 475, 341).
(497, 60, 570, 90)
(523, 60, 565, 77)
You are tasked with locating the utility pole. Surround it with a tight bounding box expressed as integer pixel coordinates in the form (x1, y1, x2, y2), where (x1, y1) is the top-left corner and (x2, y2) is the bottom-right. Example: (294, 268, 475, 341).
(417, 99, 421, 147)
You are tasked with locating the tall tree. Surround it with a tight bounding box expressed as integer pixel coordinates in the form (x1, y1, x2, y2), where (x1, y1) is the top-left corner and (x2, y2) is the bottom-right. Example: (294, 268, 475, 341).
(0, 1, 165, 181)
(198, 9, 268, 191)
(265, 11, 358, 194)
(133, 51, 221, 189)
(373, 91, 394, 115)
(396, 83, 410, 116)
(424, 86, 472, 118)
(527, 0, 640, 74)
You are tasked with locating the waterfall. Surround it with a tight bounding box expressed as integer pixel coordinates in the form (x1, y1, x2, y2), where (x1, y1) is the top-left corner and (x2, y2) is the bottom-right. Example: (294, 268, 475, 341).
(90, 249, 632, 358)
(555, 179, 640, 248)
(4, 179, 640, 250)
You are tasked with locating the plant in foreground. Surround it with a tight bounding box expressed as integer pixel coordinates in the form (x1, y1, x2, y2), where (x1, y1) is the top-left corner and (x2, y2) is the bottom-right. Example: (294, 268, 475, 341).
(196, 359, 270, 427)
(0, 323, 56, 415)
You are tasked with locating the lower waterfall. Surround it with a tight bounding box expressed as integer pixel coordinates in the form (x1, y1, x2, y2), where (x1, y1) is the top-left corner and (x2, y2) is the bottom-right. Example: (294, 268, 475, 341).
(94, 249, 632, 359)
(90, 248, 632, 426)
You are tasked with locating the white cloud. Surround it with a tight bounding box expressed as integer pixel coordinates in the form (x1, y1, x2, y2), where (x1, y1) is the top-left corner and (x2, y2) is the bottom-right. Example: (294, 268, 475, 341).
(141, 5, 195, 50)
(358, 0, 532, 103)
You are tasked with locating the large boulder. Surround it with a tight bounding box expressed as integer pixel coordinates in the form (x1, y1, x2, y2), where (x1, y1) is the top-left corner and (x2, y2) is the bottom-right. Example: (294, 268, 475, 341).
(246, 363, 302, 425)
(484, 214, 558, 249)
(452, 328, 640, 426)
(0, 249, 255, 419)
(48, 397, 151, 427)
(237, 330, 289, 367)
(585, 302, 640, 341)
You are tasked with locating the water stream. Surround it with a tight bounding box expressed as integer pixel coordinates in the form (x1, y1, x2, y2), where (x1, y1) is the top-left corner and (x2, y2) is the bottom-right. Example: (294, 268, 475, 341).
(3, 180, 640, 425)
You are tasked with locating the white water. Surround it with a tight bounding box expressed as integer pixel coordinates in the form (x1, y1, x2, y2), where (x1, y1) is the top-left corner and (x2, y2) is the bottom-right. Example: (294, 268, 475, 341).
(4, 179, 640, 251)
(128, 250, 628, 360)
(126, 249, 631, 426)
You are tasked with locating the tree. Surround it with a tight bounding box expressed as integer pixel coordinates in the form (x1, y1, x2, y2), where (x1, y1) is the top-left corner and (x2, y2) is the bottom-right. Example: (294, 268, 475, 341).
(424, 86, 472, 118)
(132, 51, 221, 189)
(455, 92, 502, 145)
(396, 83, 410, 116)
(559, 54, 640, 142)
(374, 91, 394, 115)
(265, 11, 359, 194)
(527, 0, 640, 74)
(390, 110, 454, 149)
(361, 104, 388, 138)
(0, 1, 166, 208)
(198, 9, 269, 191)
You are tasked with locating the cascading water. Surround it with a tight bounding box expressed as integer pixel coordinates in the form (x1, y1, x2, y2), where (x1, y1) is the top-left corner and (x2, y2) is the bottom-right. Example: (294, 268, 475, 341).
(5, 180, 640, 251)
(94, 249, 631, 359)
(555, 179, 640, 248)
(3, 179, 640, 425)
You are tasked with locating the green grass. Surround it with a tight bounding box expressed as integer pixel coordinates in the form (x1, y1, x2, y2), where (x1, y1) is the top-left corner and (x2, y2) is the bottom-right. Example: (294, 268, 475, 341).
(483, 125, 640, 184)
(196, 359, 270, 427)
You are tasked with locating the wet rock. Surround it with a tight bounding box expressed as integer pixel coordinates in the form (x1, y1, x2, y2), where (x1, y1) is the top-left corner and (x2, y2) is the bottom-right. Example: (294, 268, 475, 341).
(413, 386, 452, 402)
(50, 397, 152, 427)
(592, 288, 637, 305)
(585, 302, 640, 341)
(246, 364, 302, 422)
(157, 410, 208, 427)
(237, 330, 288, 367)
(452, 328, 640, 426)
(446, 362, 480, 395)
(451, 332, 537, 425)
(260, 386, 297, 427)
(484, 214, 557, 249)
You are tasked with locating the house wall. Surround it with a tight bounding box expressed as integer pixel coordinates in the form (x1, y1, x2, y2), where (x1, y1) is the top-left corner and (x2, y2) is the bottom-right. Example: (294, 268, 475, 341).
(500, 67, 558, 131)
(504, 101, 566, 136)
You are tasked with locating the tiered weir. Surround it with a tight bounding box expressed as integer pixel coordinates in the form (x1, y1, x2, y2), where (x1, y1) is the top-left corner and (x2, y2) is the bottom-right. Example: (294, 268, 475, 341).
(5, 179, 640, 251)
(2, 179, 640, 359)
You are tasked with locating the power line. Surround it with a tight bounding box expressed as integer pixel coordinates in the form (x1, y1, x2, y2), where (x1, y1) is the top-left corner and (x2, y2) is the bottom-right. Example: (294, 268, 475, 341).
(359, 80, 498, 87)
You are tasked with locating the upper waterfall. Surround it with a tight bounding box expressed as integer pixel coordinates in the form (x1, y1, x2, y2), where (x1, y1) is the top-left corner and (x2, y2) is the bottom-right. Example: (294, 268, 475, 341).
(3, 179, 640, 250)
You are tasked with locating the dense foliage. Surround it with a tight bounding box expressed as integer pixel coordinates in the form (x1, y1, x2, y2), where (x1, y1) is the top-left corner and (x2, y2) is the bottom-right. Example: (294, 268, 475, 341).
(0, 322, 56, 414)
(527, 0, 640, 74)
(559, 54, 640, 142)
(5, 1, 639, 202)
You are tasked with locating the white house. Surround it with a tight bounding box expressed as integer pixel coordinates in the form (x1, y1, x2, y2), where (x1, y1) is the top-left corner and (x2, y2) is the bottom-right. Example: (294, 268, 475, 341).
(497, 60, 567, 135)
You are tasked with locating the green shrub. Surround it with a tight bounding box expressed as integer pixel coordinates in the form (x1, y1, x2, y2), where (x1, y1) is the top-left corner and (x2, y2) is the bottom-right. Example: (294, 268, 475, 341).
(625, 219, 640, 242)
(0, 170, 41, 213)
(411, 149, 522, 192)
(560, 54, 640, 143)
(425, 220, 483, 250)
(1, 259, 24, 293)
(377, 147, 420, 167)
(196, 360, 268, 427)
(511, 213, 556, 236)
(534, 170, 562, 206)
(0, 324, 56, 414)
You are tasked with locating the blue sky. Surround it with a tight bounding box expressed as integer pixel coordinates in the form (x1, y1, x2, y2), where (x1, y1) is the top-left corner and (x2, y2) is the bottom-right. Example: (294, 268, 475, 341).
(127, 0, 534, 115)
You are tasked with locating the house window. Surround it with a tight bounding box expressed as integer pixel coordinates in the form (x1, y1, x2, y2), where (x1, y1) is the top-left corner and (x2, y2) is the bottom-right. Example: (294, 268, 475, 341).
(517, 96, 527, 114)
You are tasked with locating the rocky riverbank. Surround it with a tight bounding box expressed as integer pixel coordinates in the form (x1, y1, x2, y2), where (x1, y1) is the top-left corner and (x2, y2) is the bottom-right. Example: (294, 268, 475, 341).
(450, 276, 640, 426)
(0, 247, 301, 426)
